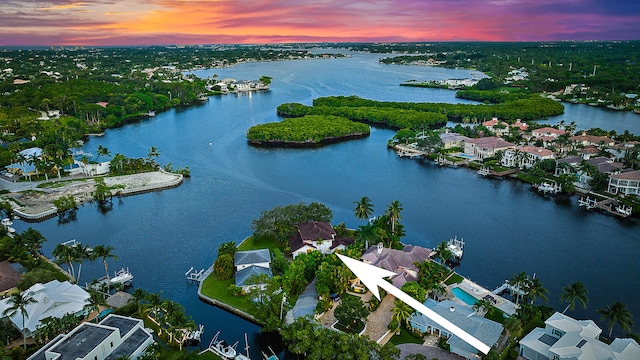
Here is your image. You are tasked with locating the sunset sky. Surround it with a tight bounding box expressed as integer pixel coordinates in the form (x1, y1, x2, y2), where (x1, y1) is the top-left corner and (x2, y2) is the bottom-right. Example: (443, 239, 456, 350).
(2, 0, 640, 46)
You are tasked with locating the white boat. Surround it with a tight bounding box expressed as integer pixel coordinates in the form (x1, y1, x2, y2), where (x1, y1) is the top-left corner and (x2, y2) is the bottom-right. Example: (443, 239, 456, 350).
(208, 331, 237, 359)
(1, 218, 13, 227)
(447, 236, 464, 259)
(110, 267, 133, 285)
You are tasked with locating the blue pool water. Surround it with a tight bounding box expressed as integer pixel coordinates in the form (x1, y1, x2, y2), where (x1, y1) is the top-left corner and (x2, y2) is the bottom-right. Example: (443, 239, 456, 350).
(451, 287, 479, 306)
(454, 152, 476, 160)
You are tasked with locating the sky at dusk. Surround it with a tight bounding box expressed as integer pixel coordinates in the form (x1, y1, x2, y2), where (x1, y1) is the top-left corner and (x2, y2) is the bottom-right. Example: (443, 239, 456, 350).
(2, 0, 640, 46)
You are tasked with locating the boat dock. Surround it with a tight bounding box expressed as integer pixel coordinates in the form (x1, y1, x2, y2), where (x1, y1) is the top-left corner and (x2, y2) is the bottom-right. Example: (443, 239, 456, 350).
(185, 267, 205, 282)
(87, 267, 134, 291)
(578, 196, 632, 218)
(533, 182, 562, 195)
(395, 145, 426, 159)
(447, 236, 464, 260)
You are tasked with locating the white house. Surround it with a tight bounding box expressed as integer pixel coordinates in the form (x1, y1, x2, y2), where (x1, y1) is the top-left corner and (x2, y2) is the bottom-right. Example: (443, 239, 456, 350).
(463, 137, 515, 160)
(519, 312, 640, 360)
(608, 169, 640, 196)
(409, 299, 503, 359)
(0, 280, 89, 337)
(27, 314, 154, 360)
(501, 146, 555, 168)
(234, 249, 273, 292)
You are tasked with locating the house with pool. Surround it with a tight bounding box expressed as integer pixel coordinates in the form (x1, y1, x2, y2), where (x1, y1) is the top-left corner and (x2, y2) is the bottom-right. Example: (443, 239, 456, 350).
(409, 299, 504, 359)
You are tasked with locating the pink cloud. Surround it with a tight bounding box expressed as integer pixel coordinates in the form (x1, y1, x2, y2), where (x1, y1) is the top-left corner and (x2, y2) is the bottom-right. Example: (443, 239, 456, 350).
(0, 0, 638, 46)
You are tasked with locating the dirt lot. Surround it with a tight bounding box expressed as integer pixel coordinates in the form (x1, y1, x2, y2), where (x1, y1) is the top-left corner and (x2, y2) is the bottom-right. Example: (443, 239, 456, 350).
(1, 171, 182, 217)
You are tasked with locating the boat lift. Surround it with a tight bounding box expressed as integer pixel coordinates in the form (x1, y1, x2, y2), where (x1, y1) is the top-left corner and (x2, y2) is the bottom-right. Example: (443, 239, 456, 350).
(186, 267, 205, 282)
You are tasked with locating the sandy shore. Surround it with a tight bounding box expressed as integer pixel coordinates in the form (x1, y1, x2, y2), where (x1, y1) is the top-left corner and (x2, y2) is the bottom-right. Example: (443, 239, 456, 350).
(1, 171, 183, 219)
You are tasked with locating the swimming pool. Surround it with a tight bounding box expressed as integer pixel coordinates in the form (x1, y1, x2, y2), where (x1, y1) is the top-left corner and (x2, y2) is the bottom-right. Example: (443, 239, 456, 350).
(451, 287, 479, 306)
(453, 152, 476, 160)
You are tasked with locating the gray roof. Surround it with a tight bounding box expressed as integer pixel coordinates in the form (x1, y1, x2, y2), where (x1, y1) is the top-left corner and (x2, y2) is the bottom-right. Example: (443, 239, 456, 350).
(361, 244, 431, 285)
(27, 314, 153, 360)
(235, 265, 273, 287)
(234, 249, 271, 266)
(42, 323, 114, 360)
(410, 299, 503, 354)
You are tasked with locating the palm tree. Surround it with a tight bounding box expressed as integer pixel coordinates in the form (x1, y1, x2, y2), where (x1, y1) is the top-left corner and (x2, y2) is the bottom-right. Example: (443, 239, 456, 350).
(385, 200, 403, 234)
(353, 196, 374, 224)
(473, 298, 493, 315)
(525, 277, 548, 304)
(560, 281, 589, 314)
(96, 145, 110, 161)
(72, 243, 92, 284)
(391, 301, 414, 333)
(91, 245, 117, 283)
(509, 272, 529, 306)
(167, 311, 195, 350)
(147, 146, 160, 164)
(433, 241, 453, 266)
(52, 243, 77, 279)
(598, 302, 634, 339)
(3, 291, 37, 349)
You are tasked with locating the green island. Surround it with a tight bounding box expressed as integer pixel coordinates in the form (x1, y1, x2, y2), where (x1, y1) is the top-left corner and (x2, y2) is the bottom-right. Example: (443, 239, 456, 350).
(246, 115, 370, 146)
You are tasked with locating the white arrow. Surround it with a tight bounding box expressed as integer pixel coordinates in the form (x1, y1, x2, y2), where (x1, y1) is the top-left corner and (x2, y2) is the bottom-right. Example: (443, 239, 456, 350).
(337, 254, 490, 355)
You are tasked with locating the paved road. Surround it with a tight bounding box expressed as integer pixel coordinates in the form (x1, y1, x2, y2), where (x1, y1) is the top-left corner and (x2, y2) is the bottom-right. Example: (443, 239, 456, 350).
(396, 344, 465, 360)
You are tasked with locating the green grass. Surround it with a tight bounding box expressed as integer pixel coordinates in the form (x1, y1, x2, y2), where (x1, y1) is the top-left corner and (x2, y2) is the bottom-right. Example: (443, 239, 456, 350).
(388, 326, 423, 346)
(485, 306, 507, 324)
(198, 351, 223, 360)
(237, 235, 283, 252)
(444, 273, 464, 285)
(200, 276, 255, 314)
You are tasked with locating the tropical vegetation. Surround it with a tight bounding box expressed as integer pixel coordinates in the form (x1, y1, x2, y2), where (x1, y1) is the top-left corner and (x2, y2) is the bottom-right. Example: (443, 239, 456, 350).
(246, 115, 370, 145)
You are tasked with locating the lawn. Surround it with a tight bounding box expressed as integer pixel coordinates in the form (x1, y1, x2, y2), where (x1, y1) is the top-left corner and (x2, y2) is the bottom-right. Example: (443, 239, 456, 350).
(237, 235, 283, 252)
(485, 306, 507, 324)
(200, 276, 255, 314)
(388, 327, 424, 346)
(198, 351, 222, 360)
(444, 272, 464, 285)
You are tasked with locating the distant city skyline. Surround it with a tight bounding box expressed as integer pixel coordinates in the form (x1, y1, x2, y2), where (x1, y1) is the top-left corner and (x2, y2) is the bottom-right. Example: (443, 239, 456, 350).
(1, 0, 640, 47)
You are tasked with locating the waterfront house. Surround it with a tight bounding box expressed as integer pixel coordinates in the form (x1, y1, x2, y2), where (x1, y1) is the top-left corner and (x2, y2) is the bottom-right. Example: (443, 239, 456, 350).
(0, 279, 90, 338)
(234, 249, 271, 271)
(440, 131, 470, 149)
(463, 137, 515, 160)
(531, 127, 566, 139)
(359, 243, 431, 288)
(26, 314, 154, 360)
(608, 169, 640, 196)
(409, 299, 503, 359)
(234, 249, 273, 292)
(519, 312, 640, 360)
(288, 221, 354, 258)
(501, 146, 554, 169)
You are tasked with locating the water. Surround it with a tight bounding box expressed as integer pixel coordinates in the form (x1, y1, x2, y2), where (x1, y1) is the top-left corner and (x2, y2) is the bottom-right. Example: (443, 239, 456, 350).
(11, 52, 640, 354)
(451, 287, 479, 306)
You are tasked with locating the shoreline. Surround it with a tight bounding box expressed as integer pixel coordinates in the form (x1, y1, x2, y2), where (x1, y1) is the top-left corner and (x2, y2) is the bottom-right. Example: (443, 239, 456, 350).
(2, 170, 184, 222)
